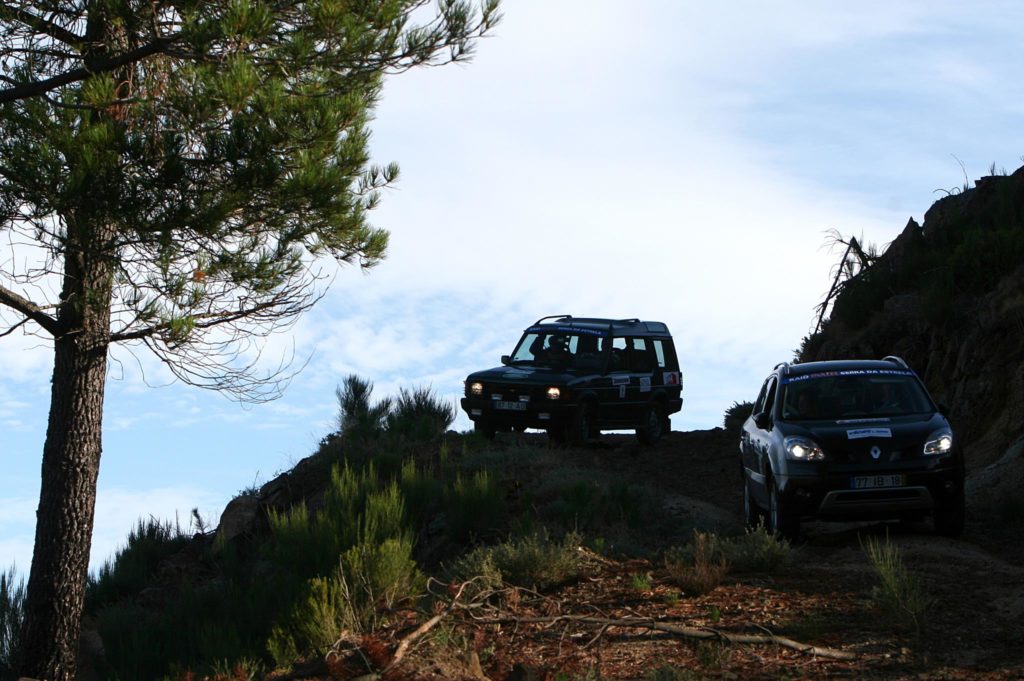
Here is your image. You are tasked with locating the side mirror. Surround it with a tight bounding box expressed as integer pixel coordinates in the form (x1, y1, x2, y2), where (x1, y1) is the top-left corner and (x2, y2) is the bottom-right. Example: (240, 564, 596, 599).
(501, 355, 511, 366)
(753, 411, 771, 430)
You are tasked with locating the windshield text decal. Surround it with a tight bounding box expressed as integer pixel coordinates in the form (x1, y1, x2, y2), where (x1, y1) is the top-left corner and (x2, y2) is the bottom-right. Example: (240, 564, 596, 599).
(847, 428, 893, 439)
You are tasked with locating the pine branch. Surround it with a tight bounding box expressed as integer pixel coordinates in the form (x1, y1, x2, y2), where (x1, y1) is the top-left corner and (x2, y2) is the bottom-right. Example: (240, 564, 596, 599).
(0, 37, 175, 104)
(109, 297, 305, 343)
(0, 4, 84, 46)
(0, 283, 60, 336)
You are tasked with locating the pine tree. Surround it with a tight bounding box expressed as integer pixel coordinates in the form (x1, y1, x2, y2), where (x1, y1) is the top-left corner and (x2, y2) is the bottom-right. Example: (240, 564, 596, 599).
(0, 1, 499, 678)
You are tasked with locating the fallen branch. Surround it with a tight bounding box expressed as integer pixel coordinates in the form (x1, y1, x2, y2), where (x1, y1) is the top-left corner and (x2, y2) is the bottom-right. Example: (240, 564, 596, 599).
(466, 613, 856, 661)
(381, 579, 477, 674)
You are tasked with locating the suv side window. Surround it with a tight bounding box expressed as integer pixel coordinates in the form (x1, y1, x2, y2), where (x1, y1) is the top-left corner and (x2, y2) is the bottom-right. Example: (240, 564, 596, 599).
(762, 377, 779, 416)
(753, 378, 771, 414)
(652, 339, 666, 369)
(610, 336, 628, 372)
(628, 338, 655, 372)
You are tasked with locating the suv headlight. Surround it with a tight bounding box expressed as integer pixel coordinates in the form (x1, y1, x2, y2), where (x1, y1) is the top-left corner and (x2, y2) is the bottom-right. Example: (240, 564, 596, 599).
(467, 381, 484, 396)
(546, 386, 562, 400)
(784, 436, 825, 461)
(923, 429, 953, 455)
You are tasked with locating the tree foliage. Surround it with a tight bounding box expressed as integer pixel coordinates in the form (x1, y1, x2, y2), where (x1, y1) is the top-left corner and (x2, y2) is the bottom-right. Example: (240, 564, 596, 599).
(0, 1, 499, 678)
(0, 0, 499, 397)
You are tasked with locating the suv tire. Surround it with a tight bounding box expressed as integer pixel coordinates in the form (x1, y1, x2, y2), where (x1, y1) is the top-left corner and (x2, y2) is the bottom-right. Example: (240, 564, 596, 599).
(567, 402, 593, 447)
(474, 420, 496, 440)
(637, 401, 667, 445)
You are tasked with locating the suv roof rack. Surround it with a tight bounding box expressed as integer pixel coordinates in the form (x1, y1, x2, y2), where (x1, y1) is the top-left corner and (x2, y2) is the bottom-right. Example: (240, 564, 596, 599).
(530, 316, 667, 336)
(533, 315, 574, 325)
(882, 355, 909, 369)
(773, 361, 790, 376)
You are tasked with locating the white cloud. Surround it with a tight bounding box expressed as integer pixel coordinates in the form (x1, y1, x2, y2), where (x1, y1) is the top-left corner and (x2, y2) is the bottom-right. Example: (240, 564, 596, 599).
(4, 0, 1024, 585)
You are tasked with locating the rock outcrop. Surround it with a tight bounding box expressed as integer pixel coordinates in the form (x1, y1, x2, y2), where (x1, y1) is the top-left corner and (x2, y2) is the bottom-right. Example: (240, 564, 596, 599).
(801, 168, 1024, 469)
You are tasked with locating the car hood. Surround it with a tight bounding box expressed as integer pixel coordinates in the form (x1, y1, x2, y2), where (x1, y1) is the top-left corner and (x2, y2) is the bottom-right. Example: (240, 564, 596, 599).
(782, 413, 950, 463)
(467, 365, 578, 384)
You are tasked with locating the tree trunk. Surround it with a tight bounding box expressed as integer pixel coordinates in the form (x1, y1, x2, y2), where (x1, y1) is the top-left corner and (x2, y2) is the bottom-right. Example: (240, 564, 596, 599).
(18, 224, 114, 681)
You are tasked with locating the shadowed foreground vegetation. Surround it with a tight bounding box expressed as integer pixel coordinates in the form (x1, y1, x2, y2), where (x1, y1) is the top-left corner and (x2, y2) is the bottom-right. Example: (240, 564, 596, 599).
(23, 378, 675, 679)
(0, 378, 804, 680)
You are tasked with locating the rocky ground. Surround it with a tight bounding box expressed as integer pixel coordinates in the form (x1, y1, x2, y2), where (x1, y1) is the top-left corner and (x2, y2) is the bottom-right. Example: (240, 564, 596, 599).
(364, 428, 1024, 681)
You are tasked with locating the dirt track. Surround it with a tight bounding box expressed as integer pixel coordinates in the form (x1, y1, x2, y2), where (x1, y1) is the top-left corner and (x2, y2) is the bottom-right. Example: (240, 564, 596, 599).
(482, 428, 1024, 679)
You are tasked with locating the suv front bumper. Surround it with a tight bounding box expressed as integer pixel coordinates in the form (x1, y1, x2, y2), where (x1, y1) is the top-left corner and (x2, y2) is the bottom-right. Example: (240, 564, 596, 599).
(461, 396, 577, 431)
(778, 462, 963, 521)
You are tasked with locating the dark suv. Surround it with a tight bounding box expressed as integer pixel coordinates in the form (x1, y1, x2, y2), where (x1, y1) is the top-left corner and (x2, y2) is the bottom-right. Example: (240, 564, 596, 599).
(740, 357, 964, 540)
(461, 315, 683, 445)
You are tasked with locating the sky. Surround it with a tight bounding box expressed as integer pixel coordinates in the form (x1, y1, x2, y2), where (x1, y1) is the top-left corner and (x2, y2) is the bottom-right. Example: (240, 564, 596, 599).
(2, 0, 1024, 576)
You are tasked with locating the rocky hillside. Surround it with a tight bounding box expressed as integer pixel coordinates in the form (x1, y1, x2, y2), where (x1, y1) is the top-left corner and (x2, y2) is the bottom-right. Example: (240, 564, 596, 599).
(800, 166, 1024, 470)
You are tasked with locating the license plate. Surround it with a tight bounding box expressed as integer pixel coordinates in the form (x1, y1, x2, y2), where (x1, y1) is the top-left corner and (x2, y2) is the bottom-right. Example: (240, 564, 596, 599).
(495, 400, 527, 411)
(851, 474, 905, 489)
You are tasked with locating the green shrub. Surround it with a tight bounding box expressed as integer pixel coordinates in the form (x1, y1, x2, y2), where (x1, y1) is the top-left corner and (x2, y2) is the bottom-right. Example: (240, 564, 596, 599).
(399, 457, 445, 521)
(338, 535, 423, 629)
(720, 525, 791, 574)
(630, 572, 653, 591)
(266, 502, 339, 580)
(265, 463, 421, 667)
(723, 401, 754, 432)
(447, 470, 506, 543)
(96, 571, 301, 681)
(267, 536, 422, 665)
(336, 376, 455, 445)
(664, 530, 728, 596)
(266, 573, 345, 666)
(945, 226, 1024, 296)
(209, 657, 263, 681)
(541, 477, 654, 532)
(0, 565, 25, 677)
(861, 533, 932, 635)
(88, 517, 190, 609)
(336, 374, 392, 441)
(267, 461, 406, 579)
(386, 385, 456, 440)
(664, 527, 789, 589)
(452, 531, 583, 591)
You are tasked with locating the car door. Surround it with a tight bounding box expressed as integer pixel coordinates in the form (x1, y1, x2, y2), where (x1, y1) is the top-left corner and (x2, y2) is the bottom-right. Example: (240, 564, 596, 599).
(623, 337, 657, 425)
(601, 335, 634, 426)
(743, 375, 777, 507)
(651, 337, 683, 411)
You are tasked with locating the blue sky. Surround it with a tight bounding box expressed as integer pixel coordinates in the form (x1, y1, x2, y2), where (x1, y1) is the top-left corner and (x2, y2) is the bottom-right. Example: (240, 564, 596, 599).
(2, 1, 1023, 574)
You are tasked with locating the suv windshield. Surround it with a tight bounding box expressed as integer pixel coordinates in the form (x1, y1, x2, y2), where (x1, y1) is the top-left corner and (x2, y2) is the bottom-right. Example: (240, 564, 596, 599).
(509, 331, 606, 371)
(780, 369, 933, 420)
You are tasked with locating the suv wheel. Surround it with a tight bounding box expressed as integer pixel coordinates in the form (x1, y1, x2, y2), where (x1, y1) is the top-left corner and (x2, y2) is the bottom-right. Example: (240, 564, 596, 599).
(768, 480, 798, 541)
(744, 476, 767, 531)
(474, 420, 496, 440)
(637, 401, 667, 445)
(567, 402, 593, 446)
(934, 487, 965, 537)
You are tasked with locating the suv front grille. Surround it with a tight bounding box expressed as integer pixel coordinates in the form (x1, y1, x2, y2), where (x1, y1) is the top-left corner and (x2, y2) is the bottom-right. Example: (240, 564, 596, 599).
(818, 486, 933, 513)
(830, 489, 921, 503)
(485, 384, 546, 402)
